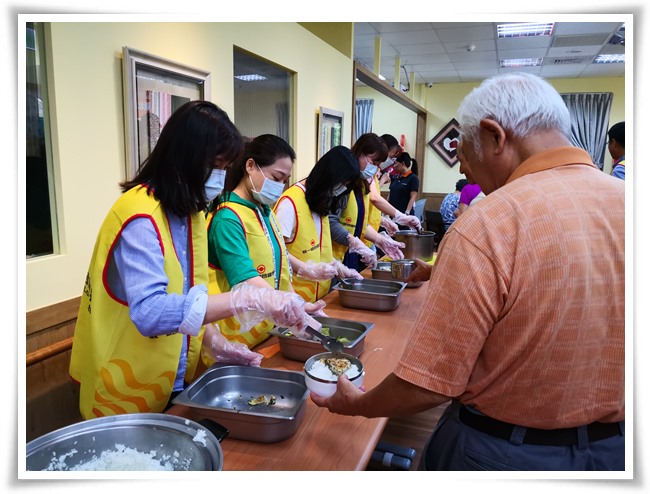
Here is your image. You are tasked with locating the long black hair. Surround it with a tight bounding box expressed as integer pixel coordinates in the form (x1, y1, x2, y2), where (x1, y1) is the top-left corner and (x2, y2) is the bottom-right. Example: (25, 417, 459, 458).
(305, 146, 360, 216)
(222, 134, 296, 195)
(120, 100, 243, 216)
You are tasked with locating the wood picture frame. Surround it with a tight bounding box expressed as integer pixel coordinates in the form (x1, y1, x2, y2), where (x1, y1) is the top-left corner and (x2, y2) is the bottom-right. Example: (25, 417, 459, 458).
(428, 118, 461, 168)
(317, 106, 344, 159)
(122, 47, 211, 179)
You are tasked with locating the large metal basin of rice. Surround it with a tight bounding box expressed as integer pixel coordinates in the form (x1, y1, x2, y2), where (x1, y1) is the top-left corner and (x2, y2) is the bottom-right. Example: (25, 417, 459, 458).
(25, 413, 224, 471)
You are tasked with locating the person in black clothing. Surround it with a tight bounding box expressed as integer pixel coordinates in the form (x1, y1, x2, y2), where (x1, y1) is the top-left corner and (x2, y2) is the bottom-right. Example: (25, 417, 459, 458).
(388, 152, 420, 217)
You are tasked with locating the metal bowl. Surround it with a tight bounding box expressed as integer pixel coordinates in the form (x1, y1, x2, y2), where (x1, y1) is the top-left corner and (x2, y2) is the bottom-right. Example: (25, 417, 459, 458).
(393, 230, 436, 261)
(390, 259, 416, 280)
(26, 413, 225, 471)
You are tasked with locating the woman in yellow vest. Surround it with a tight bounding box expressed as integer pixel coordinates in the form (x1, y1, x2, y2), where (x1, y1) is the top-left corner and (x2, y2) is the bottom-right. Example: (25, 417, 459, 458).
(206, 134, 326, 352)
(328, 133, 407, 271)
(274, 146, 364, 303)
(69, 102, 310, 420)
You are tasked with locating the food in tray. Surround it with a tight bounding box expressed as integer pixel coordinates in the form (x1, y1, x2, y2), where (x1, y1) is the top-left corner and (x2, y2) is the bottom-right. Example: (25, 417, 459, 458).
(247, 394, 277, 406)
(284, 327, 351, 344)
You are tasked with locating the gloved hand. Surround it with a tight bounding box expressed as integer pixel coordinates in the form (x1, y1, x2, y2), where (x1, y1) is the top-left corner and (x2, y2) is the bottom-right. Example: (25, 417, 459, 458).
(375, 231, 405, 260)
(393, 211, 422, 230)
(230, 282, 306, 333)
(201, 323, 263, 367)
(305, 299, 328, 318)
(347, 234, 378, 269)
(296, 260, 338, 281)
(330, 260, 363, 280)
(379, 215, 399, 236)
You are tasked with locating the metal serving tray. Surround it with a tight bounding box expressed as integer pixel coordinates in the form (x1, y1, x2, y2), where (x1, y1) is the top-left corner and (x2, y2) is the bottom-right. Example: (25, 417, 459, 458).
(173, 365, 308, 443)
(371, 261, 423, 288)
(332, 278, 407, 312)
(273, 316, 374, 362)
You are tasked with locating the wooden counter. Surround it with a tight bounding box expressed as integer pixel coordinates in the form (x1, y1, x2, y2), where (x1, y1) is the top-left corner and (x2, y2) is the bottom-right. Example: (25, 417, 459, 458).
(166, 274, 431, 471)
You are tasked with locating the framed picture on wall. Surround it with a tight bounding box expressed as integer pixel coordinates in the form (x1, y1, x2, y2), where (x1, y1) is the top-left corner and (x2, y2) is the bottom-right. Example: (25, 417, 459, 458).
(428, 118, 460, 168)
(317, 106, 344, 159)
(122, 47, 211, 179)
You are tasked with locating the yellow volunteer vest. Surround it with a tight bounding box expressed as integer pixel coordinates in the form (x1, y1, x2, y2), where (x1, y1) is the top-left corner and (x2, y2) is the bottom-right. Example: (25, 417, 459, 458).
(69, 185, 207, 419)
(364, 176, 382, 248)
(206, 201, 292, 352)
(331, 189, 371, 261)
(274, 185, 332, 302)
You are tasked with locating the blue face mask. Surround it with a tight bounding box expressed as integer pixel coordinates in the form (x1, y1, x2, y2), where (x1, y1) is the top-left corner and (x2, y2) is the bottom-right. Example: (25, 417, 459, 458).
(332, 183, 348, 196)
(204, 169, 227, 201)
(361, 163, 378, 180)
(250, 164, 285, 206)
(380, 157, 395, 170)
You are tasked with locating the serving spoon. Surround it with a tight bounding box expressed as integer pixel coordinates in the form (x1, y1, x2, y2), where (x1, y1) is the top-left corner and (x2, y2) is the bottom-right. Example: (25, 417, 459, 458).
(304, 324, 345, 354)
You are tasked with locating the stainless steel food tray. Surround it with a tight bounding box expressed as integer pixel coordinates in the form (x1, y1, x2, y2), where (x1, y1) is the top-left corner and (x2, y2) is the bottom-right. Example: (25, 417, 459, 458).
(371, 261, 422, 288)
(332, 278, 407, 311)
(173, 365, 308, 443)
(272, 316, 374, 361)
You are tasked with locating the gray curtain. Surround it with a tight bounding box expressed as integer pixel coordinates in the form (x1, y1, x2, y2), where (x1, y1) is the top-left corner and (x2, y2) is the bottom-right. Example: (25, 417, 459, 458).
(276, 102, 289, 142)
(560, 92, 613, 170)
(355, 98, 374, 141)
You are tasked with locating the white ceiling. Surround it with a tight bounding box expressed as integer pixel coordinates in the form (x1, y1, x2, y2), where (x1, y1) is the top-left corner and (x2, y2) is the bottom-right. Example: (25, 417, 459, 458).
(353, 21, 626, 88)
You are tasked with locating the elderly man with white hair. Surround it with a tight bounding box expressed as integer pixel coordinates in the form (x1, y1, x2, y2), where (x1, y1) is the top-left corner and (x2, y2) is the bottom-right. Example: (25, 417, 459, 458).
(311, 73, 625, 471)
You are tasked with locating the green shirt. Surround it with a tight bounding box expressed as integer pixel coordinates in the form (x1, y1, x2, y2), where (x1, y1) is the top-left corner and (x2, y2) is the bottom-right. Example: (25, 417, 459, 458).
(207, 191, 283, 287)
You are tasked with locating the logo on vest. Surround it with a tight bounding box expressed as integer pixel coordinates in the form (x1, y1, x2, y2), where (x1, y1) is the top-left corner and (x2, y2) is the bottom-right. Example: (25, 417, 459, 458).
(310, 239, 316, 247)
(257, 264, 267, 274)
(345, 217, 352, 224)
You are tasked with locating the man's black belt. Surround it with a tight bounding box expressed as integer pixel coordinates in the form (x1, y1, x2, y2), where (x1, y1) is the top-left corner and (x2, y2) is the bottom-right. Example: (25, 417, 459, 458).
(458, 405, 622, 446)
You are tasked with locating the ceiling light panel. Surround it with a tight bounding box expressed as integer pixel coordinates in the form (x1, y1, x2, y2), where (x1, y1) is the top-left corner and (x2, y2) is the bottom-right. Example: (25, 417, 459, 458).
(500, 57, 544, 67)
(593, 54, 625, 64)
(497, 22, 555, 38)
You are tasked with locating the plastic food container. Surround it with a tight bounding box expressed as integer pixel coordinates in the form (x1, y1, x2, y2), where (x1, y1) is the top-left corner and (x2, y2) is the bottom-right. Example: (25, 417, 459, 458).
(173, 365, 309, 443)
(273, 316, 374, 362)
(304, 352, 364, 398)
(333, 278, 407, 311)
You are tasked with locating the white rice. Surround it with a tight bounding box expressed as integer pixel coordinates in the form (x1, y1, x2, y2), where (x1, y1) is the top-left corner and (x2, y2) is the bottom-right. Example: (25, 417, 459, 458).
(192, 429, 207, 446)
(309, 360, 360, 381)
(43, 443, 195, 471)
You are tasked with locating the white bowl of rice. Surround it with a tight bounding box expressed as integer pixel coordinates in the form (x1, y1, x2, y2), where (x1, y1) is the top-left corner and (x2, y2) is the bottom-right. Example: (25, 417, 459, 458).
(304, 352, 364, 398)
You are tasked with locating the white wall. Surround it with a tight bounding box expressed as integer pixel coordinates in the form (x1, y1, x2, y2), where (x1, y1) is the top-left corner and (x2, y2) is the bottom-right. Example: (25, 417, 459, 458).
(26, 22, 353, 311)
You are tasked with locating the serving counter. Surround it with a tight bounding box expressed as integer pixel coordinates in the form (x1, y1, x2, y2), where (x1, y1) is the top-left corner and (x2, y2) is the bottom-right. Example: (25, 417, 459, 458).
(166, 272, 432, 471)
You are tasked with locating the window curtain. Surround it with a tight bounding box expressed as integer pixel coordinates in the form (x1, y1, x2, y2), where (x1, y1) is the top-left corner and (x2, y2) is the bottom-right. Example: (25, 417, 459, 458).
(355, 98, 374, 141)
(276, 102, 289, 142)
(560, 92, 613, 170)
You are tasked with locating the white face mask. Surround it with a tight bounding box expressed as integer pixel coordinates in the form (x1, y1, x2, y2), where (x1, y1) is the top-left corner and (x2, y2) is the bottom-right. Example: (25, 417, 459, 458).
(332, 183, 348, 196)
(250, 164, 285, 206)
(204, 168, 227, 201)
(380, 157, 395, 170)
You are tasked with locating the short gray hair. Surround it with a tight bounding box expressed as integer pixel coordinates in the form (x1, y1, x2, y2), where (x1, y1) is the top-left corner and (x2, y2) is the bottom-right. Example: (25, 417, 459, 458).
(457, 73, 571, 156)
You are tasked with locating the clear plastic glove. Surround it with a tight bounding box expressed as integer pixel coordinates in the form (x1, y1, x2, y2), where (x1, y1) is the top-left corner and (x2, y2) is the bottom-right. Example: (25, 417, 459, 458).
(230, 282, 306, 333)
(375, 231, 406, 260)
(393, 211, 422, 230)
(201, 323, 263, 367)
(296, 260, 338, 281)
(330, 260, 363, 280)
(379, 215, 399, 236)
(347, 234, 378, 269)
(378, 173, 391, 187)
(305, 299, 328, 318)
